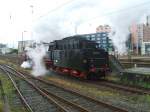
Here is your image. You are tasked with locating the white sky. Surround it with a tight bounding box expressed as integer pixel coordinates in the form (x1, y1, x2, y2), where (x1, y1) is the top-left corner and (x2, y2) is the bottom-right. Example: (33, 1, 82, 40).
(0, 0, 150, 48)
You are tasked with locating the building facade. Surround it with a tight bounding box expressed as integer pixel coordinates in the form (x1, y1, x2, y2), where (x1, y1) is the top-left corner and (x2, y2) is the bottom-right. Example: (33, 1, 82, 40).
(0, 44, 10, 54)
(76, 32, 114, 53)
(130, 16, 150, 55)
(18, 40, 35, 53)
(96, 25, 111, 33)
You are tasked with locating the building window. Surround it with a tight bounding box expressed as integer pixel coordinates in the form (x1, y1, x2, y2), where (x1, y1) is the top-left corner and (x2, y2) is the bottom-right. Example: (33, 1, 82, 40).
(102, 33, 106, 36)
(96, 38, 100, 40)
(86, 35, 90, 38)
(102, 38, 107, 41)
(97, 41, 100, 43)
(102, 45, 106, 48)
(91, 35, 95, 37)
(97, 34, 101, 37)
(91, 38, 95, 40)
(87, 37, 91, 40)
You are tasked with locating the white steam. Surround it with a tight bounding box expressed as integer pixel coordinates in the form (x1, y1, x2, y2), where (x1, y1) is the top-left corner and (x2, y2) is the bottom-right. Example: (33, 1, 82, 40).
(109, 4, 150, 54)
(32, 0, 150, 54)
(21, 61, 32, 68)
(26, 45, 48, 76)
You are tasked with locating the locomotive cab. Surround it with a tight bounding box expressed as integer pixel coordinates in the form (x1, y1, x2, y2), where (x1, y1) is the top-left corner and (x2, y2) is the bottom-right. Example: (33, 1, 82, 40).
(82, 48, 109, 79)
(80, 40, 109, 79)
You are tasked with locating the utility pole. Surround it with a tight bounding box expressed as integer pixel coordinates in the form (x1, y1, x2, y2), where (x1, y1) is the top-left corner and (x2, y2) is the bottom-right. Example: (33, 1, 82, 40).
(21, 31, 27, 52)
(30, 5, 34, 40)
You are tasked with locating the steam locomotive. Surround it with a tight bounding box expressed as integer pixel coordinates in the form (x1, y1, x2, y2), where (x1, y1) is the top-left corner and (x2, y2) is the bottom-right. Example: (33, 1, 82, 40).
(45, 35, 110, 79)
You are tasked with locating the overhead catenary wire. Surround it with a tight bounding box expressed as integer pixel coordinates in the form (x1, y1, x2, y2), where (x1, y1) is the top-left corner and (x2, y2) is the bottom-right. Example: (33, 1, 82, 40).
(83, 1, 150, 24)
(33, 0, 77, 21)
(34, 0, 150, 24)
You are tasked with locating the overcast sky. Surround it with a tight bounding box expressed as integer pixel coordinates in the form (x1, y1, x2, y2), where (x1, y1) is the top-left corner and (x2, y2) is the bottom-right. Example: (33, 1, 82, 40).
(0, 0, 150, 48)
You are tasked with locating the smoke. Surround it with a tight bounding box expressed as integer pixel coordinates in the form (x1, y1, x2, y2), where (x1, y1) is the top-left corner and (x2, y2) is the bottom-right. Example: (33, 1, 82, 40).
(32, 0, 150, 54)
(21, 61, 32, 68)
(26, 44, 48, 77)
(109, 4, 150, 54)
(33, 0, 106, 41)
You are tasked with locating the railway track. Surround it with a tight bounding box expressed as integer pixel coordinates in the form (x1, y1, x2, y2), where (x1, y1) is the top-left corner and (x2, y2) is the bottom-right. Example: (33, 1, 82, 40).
(48, 70, 150, 95)
(92, 80, 150, 95)
(1, 64, 128, 112)
(0, 69, 28, 112)
(0, 54, 19, 65)
(47, 70, 150, 96)
(0, 65, 69, 112)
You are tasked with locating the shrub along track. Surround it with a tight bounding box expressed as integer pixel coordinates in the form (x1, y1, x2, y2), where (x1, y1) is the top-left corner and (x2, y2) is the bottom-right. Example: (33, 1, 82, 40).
(89, 80, 150, 95)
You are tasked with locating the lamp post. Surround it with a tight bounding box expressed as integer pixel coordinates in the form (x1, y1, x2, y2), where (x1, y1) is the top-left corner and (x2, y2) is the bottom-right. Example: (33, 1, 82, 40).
(30, 5, 34, 40)
(21, 31, 27, 52)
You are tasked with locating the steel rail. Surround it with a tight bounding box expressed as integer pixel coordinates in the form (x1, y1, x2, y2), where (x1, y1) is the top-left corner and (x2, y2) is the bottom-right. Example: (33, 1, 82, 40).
(36, 77, 128, 112)
(6, 65, 128, 112)
(93, 81, 150, 95)
(0, 65, 33, 112)
(4, 65, 90, 112)
(4, 64, 129, 112)
(1, 65, 68, 112)
(2, 64, 93, 112)
(40, 87, 90, 112)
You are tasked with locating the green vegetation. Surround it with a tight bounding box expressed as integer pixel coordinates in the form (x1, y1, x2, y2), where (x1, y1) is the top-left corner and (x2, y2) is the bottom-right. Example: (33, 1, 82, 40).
(120, 77, 150, 89)
(0, 101, 3, 112)
(45, 75, 150, 105)
(46, 73, 150, 111)
(8, 48, 18, 54)
(106, 71, 150, 89)
(0, 73, 26, 112)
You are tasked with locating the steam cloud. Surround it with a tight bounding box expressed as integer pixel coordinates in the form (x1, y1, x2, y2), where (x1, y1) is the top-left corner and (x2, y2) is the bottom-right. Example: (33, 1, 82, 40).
(26, 45, 48, 76)
(33, 0, 150, 54)
(20, 0, 150, 76)
(21, 61, 32, 68)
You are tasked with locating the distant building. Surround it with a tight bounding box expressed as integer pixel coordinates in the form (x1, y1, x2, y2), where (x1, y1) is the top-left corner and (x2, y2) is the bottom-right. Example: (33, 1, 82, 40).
(73, 32, 114, 53)
(35, 42, 50, 51)
(18, 40, 35, 53)
(130, 24, 143, 54)
(0, 44, 10, 54)
(95, 25, 114, 53)
(130, 16, 150, 55)
(96, 25, 111, 33)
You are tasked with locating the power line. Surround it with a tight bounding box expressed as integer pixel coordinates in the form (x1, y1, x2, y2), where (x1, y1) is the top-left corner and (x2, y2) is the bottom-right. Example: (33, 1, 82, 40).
(34, 0, 76, 21)
(33, 0, 150, 24)
(82, 1, 150, 24)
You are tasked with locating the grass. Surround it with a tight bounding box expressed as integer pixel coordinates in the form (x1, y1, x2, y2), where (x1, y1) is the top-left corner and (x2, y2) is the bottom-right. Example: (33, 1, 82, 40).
(0, 102, 3, 112)
(45, 76, 120, 98)
(105, 72, 150, 89)
(0, 57, 31, 112)
(45, 74, 150, 111)
(0, 70, 26, 112)
(119, 75, 150, 89)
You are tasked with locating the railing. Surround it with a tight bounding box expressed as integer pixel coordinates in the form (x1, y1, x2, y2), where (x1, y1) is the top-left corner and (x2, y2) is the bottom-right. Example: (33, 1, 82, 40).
(109, 55, 124, 74)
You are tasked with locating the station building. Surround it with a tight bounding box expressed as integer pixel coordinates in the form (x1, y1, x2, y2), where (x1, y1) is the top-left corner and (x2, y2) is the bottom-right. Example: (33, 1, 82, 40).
(18, 40, 35, 53)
